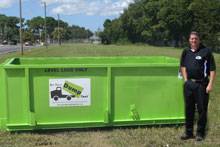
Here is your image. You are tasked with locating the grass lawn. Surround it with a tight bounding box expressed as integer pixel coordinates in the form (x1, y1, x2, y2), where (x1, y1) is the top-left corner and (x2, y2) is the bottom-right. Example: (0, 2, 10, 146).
(0, 43, 219, 147)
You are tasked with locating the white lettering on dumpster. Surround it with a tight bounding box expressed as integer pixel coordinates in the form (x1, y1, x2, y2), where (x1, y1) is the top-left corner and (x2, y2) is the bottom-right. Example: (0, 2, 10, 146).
(49, 78, 91, 107)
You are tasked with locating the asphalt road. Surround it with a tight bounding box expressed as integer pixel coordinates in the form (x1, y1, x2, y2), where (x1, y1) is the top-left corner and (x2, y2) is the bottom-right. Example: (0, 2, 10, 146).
(0, 44, 42, 55)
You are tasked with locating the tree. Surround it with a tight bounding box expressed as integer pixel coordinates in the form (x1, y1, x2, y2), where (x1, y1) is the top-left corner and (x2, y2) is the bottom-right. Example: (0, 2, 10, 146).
(100, 0, 220, 50)
(67, 25, 93, 40)
(0, 14, 7, 41)
(189, 0, 220, 50)
(46, 17, 58, 38)
(157, 0, 193, 47)
(6, 16, 20, 41)
(23, 30, 34, 42)
(26, 16, 93, 43)
(0, 14, 20, 41)
(1, 14, 94, 44)
(26, 16, 44, 42)
(100, 19, 112, 44)
(52, 27, 66, 43)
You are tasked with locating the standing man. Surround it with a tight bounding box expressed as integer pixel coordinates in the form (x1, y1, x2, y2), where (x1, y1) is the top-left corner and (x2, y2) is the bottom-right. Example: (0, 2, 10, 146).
(180, 31, 216, 141)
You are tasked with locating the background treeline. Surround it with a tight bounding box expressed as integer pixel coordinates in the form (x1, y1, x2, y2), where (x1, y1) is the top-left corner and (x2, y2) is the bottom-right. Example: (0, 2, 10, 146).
(0, 14, 93, 43)
(0, 15, 19, 42)
(100, 0, 220, 51)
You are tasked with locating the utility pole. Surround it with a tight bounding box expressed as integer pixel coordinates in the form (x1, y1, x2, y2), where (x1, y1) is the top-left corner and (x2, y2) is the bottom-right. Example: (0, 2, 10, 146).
(43, 2, 48, 48)
(57, 14, 61, 45)
(19, 0, 24, 55)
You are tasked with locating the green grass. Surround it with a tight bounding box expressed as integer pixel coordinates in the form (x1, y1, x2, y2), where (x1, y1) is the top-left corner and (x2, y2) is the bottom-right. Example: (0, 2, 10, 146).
(0, 43, 220, 147)
(0, 43, 182, 63)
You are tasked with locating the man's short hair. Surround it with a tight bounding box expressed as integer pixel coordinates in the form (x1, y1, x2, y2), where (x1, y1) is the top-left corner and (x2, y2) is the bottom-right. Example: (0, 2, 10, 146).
(190, 31, 200, 38)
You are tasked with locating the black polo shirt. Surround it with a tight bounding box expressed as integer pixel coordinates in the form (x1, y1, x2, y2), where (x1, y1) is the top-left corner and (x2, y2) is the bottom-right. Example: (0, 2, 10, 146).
(180, 45, 216, 80)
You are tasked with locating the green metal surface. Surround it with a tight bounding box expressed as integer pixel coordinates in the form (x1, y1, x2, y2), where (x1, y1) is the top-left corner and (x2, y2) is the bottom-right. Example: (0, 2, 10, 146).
(0, 56, 184, 131)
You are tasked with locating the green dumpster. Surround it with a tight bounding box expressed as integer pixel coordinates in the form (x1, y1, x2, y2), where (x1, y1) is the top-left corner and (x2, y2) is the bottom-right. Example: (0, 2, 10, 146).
(0, 56, 184, 131)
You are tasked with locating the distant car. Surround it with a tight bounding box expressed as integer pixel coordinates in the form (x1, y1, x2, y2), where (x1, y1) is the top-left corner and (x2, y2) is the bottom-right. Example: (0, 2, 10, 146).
(2, 40, 8, 45)
(24, 41, 33, 46)
(9, 40, 17, 45)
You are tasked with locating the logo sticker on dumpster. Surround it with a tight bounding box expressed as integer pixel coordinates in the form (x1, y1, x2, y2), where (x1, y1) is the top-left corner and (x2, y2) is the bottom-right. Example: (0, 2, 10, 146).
(63, 81, 83, 98)
(49, 78, 91, 107)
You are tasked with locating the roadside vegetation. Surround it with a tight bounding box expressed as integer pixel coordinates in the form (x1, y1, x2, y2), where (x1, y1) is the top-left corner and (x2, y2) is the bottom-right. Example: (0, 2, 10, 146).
(0, 15, 93, 45)
(100, 0, 220, 52)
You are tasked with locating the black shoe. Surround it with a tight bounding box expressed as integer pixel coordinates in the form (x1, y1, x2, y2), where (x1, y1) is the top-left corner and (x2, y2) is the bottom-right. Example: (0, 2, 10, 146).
(180, 134, 194, 140)
(196, 135, 204, 141)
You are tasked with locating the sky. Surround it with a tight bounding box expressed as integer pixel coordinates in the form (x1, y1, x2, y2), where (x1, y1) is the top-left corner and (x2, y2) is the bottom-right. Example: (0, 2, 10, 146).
(0, 0, 134, 32)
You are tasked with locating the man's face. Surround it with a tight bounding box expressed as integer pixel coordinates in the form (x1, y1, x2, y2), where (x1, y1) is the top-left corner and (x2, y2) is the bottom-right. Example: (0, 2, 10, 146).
(189, 34, 200, 49)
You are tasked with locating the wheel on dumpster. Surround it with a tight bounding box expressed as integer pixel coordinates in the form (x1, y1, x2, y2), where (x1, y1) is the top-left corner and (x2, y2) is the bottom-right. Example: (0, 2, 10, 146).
(53, 96, 59, 101)
(66, 96, 71, 101)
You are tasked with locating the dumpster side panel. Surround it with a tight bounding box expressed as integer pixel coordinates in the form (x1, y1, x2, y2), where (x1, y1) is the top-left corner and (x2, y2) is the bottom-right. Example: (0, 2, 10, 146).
(112, 66, 184, 125)
(1, 57, 185, 130)
(0, 66, 7, 130)
(30, 68, 108, 128)
(6, 69, 30, 126)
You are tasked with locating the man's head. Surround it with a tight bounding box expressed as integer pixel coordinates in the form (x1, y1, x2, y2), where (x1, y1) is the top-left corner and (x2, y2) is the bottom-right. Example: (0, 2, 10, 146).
(189, 31, 200, 50)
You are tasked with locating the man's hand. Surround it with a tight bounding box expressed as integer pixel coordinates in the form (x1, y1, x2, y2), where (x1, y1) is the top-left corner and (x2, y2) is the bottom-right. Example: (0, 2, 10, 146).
(206, 83, 213, 93)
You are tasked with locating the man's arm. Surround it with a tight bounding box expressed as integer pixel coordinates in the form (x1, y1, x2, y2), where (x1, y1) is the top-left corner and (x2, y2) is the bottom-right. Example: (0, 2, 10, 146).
(181, 67, 188, 82)
(206, 71, 216, 93)
(180, 49, 187, 82)
(206, 50, 216, 93)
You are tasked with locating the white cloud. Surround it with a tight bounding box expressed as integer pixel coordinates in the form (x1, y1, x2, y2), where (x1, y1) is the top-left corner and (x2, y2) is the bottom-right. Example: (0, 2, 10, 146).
(0, 0, 133, 16)
(0, 0, 15, 8)
(0, 0, 29, 9)
(44, 0, 134, 16)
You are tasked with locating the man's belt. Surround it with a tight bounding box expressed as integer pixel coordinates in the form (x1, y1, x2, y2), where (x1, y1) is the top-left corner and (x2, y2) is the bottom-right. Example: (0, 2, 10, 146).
(190, 78, 208, 83)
